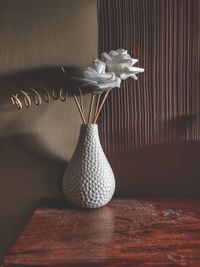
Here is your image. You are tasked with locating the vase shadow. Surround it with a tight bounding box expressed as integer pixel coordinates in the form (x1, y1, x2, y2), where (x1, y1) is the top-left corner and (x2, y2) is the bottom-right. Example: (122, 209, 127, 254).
(99, 113, 200, 197)
(0, 132, 67, 259)
(110, 141, 200, 197)
(0, 66, 89, 259)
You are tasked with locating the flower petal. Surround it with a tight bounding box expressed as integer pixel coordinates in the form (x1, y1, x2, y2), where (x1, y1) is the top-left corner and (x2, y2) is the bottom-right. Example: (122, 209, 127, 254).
(119, 73, 133, 80)
(126, 66, 145, 73)
(83, 67, 117, 84)
(101, 52, 111, 62)
(71, 77, 98, 86)
(83, 69, 99, 81)
(92, 59, 106, 74)
(107, 56, 131, 65)
(130, 58, 139, 65)
(98, 76, 121, 90)
(116, 49, 128, 55)
(102, 49, 144, 81)
(120, 73, 139, 80)
(109, 50, 119, 56)
(131, 74, 138, 80)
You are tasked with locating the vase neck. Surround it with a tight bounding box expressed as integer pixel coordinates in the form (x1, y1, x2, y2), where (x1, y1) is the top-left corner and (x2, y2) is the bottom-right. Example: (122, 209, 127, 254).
(80, 124, 98, 134)
(77, 124, 100, 145)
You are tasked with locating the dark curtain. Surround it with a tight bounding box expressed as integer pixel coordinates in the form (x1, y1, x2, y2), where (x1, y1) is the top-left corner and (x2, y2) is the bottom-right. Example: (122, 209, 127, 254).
(98, 0, 200, 197)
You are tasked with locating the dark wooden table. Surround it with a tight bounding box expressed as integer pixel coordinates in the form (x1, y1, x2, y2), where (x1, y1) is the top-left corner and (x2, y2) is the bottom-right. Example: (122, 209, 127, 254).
(2, 198, 200, 266)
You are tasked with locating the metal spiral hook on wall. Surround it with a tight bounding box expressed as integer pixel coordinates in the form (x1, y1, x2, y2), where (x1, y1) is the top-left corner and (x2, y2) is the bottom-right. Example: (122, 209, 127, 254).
(10, 86, 68, 109)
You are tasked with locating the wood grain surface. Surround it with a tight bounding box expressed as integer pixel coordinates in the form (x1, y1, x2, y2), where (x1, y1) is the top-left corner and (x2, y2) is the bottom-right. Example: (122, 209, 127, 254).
(3, 198, 200, 266)
(98, 0, 200, 197)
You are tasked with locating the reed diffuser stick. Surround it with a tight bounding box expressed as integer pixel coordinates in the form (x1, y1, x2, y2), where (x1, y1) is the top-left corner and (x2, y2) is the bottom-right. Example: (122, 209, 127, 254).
(73, 94, 86, 124)
(94, 93, 101, 121)
(93, 89, 111, 123)
(88, 94, 95, 123)
(78, 87, 84, 115)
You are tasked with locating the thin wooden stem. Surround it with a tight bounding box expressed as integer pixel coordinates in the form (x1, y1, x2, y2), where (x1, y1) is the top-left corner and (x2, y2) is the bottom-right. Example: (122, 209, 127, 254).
(74, 94, 86, 124)
(93, 93, 101, 122)
(88, 94, 95, 123)
(93, 89, 111, 124)
(78, 87, 84, 116)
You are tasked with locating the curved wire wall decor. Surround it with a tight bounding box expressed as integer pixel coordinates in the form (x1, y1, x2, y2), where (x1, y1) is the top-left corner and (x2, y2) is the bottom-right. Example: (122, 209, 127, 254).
(10, 85, 68, 110)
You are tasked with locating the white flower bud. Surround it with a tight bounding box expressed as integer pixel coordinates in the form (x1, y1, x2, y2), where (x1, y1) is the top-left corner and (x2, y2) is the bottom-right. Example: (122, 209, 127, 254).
(70, 59, 121, 93)
(101, 49, 144, 80)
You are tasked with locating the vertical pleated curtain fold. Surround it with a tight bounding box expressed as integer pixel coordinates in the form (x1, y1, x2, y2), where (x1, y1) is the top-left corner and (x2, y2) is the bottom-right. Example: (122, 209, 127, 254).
(98, 0, 200, 196)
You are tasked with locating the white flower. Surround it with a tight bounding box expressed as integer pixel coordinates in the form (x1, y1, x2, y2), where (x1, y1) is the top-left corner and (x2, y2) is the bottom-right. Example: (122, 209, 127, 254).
(70, 59, 121, 93)
(101, 49, 144, 80)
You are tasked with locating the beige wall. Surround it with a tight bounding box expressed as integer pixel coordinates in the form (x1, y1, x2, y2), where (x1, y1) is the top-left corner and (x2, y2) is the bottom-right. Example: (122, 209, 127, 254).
(0, 0, 97, 258)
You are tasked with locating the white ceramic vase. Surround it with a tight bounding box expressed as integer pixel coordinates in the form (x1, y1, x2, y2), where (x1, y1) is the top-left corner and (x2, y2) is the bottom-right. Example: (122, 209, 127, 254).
(62, 124, 115, 209)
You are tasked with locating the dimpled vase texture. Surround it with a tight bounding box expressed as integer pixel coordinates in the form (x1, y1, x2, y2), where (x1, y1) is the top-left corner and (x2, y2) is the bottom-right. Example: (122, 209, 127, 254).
(63, 124, 115, 209)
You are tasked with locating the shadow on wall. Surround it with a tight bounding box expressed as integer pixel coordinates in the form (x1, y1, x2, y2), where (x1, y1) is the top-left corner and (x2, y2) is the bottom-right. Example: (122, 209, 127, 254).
(111, 141, 200, 197)
(0, 134, 67, 257)
(0, 68, 83, 258)
(0, 66, 90, 114)
(107, 114, 200, 197)
(0, 67, 69, 104)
